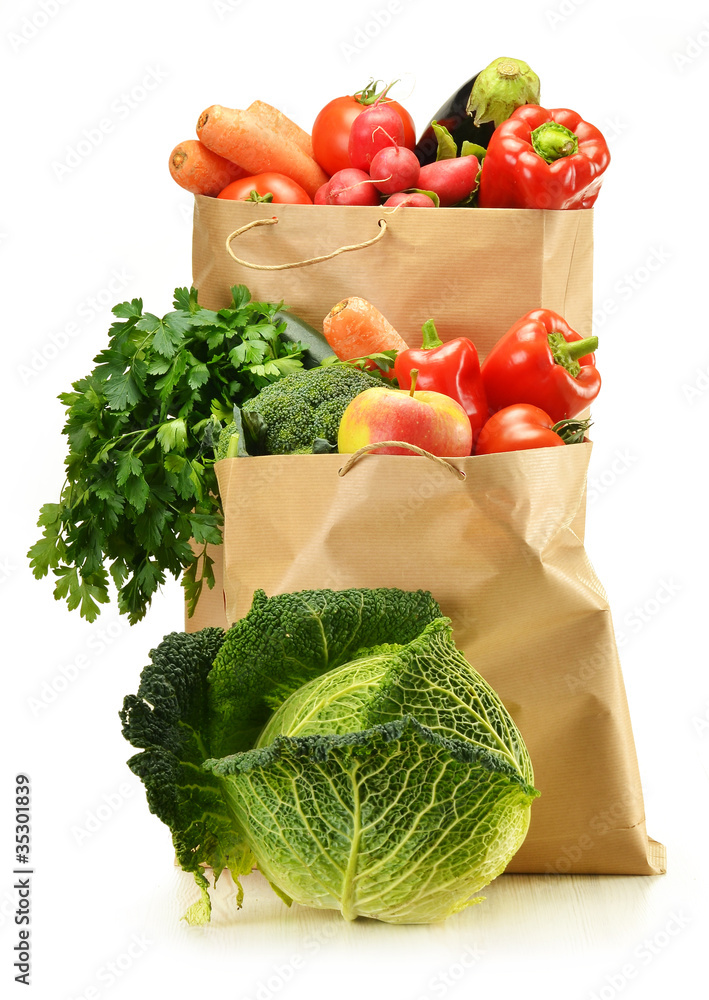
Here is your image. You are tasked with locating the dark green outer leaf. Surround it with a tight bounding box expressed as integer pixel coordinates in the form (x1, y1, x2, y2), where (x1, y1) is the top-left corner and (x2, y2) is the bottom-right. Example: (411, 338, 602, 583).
(120, 627, 255, 921)
(207, 588, 443, 758)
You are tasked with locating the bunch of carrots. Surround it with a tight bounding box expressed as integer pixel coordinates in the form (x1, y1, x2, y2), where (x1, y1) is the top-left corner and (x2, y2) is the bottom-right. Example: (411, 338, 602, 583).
(169, 100, 329, 201)
(168, 95, 479, 208)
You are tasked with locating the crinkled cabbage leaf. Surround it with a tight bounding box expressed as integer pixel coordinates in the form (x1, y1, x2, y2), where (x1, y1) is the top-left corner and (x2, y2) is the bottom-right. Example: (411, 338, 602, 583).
(208, 717, 536, 924)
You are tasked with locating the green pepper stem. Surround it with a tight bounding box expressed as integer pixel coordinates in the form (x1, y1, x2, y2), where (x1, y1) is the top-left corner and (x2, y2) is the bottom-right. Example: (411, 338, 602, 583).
(548, 332, 598, 377)
(530, 122, 579, 163)
(421, 319, 443, 350)
(564, 336, 598, 361)
(409, 369, 419, 395)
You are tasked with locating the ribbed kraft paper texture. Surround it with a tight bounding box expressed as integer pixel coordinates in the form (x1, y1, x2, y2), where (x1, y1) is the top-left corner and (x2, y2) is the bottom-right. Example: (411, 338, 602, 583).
(211, 444, 665, 877)
(191, 198, 595, 352)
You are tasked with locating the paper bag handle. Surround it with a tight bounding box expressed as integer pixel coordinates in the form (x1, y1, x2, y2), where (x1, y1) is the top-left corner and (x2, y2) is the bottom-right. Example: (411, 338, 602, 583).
(225, 216, 388, 271)
(338, 442, 466, 480)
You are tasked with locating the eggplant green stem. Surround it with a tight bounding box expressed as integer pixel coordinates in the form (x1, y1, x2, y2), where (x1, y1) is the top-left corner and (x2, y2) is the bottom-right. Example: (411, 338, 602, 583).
(466, 56, 539, 128)
(466, 56, 540, 127)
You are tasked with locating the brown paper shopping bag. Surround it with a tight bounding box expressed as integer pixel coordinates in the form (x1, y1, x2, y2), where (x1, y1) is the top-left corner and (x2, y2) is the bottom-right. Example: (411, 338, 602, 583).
(186, 199, 596, 632)
(213, 444, 665, 877)
(192, 197, 595, 351)
(188, 197, 663, 876)
(186, 200, 595, 636)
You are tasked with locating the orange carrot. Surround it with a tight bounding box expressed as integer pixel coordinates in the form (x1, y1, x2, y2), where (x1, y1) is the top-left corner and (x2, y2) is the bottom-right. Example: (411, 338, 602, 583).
(322, 297, 410, 362)
(169, 139, 248, 196)
(196, 105, 328, 199)
(246, 100, 314, 160)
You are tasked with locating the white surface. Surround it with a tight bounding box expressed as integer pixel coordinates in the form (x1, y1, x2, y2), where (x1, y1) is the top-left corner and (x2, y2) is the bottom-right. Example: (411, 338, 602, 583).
(2, 1, 708, 998)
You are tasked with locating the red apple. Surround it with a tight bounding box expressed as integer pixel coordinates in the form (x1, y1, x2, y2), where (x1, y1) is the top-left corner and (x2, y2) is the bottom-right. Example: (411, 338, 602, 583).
(338, 384, 473, 456)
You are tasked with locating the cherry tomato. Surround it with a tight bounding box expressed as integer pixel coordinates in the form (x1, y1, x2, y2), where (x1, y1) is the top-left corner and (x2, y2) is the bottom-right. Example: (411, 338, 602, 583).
(312, 87, 417, 177)
(217, 172, 313, 204)
(474, 404, 567, 455)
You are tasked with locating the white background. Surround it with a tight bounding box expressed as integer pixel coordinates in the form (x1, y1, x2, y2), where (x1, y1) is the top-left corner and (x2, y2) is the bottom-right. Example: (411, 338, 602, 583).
(2, 1, 708, 998)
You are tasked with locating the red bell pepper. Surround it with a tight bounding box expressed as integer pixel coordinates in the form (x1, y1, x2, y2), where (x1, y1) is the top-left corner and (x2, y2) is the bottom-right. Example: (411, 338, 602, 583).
(394, 320, 488, 447)
(480, 309, 600, 422)
(477, 105, 610, 210)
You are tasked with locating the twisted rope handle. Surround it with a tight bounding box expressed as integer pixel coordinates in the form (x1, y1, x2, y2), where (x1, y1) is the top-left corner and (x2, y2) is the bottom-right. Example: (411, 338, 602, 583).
(225, 216, 388, 271)
(338, 442, 467, 480)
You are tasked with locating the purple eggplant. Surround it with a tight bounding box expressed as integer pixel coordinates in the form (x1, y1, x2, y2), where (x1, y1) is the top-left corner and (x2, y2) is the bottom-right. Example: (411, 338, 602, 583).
(415, 58, 540, 166)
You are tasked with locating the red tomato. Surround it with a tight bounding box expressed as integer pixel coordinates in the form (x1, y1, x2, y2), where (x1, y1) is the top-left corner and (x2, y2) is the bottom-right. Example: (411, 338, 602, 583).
(217, 172, 312, 204)
(312, 90, 417, 177)
(475, 404, 567, 455)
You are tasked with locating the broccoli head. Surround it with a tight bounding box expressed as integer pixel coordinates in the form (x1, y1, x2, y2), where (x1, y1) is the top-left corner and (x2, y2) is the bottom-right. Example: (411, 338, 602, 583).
(238, 364, 382, 455)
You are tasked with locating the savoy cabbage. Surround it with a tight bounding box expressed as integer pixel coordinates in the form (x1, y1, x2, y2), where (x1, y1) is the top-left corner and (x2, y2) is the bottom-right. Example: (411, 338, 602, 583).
(120, 588, 538, 924)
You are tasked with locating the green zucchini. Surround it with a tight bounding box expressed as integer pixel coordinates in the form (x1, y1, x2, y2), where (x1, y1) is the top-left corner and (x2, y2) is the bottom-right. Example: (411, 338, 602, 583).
(275, 309, 336, 369)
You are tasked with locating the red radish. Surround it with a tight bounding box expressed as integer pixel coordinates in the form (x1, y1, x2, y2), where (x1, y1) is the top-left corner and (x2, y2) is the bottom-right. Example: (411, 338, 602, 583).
(418, 155, 481, 207)
(348, 104, 405, 171)
(326, 168, 380, 206)
(314, 182, 330, 204)
(369, 145, 420, 194)
(384, 191, 437, 208)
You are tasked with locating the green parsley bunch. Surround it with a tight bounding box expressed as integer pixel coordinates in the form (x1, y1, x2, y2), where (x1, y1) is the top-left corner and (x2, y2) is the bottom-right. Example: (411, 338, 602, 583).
(28, 285, 306, 623)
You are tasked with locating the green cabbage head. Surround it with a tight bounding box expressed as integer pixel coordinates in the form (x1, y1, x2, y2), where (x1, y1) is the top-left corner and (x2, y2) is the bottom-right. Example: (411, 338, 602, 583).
(121, 588, 538, 925)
